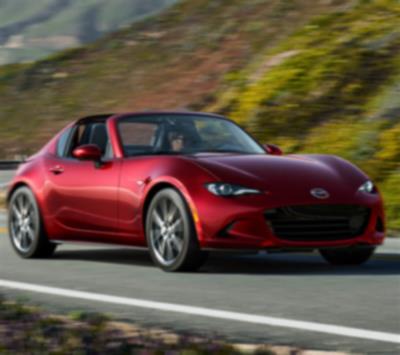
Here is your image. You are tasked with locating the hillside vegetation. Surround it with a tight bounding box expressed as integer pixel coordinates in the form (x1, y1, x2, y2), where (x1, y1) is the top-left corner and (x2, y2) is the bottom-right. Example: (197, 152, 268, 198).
(0, 0, 399, 230)
(211, 0, 400, 230)
(0, 0, 176, 64)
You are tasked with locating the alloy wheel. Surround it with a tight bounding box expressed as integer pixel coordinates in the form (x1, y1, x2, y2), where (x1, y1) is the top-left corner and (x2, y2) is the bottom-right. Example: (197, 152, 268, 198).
(10, 193, 37, 253)
(149, 196, 184, 266)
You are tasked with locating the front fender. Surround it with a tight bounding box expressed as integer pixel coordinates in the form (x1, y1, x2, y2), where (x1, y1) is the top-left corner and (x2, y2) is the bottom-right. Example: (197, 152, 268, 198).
(139, 159, 216, 242)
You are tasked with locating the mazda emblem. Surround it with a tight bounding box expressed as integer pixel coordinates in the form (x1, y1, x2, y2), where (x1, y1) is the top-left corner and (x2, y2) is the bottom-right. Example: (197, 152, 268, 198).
(310, 188, 330, 199)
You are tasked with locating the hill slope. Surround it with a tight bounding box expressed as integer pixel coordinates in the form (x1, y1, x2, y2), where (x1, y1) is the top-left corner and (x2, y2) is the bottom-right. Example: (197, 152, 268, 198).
(0, 0, 399, 230)
(210, 0, 400, 229)
(0, 0, 176, 64)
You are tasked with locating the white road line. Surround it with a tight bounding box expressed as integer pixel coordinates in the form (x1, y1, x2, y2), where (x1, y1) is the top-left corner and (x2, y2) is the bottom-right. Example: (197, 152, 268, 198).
(0, 279, 399, 344)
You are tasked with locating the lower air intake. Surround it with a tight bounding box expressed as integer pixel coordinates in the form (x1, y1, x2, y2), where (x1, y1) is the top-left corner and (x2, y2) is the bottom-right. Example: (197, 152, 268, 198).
(265, 205, 370, 241)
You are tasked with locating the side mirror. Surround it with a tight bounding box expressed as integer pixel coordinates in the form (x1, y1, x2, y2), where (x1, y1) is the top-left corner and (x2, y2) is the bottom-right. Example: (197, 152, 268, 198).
(72, 144, 102, 161)
(264, 144, 283, 156)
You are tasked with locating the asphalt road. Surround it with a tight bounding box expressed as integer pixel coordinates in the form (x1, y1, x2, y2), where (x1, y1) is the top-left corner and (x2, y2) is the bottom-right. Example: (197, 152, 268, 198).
(0, 170, 399, 353)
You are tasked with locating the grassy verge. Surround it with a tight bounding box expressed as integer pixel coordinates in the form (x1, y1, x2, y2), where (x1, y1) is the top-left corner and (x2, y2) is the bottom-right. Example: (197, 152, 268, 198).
(0, 295, 350, 355)
(0, 296, 253, 354)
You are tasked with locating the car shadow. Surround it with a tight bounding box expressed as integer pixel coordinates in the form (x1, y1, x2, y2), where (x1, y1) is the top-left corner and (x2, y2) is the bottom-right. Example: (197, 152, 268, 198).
(53, 247, 400, 276)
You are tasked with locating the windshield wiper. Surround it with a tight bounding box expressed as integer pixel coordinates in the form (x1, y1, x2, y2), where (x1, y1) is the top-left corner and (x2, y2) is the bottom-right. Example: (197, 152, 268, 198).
(128, 151, 183, 157)
(193, 149, 248, 154)
(153, 151, 183, 155)
(128, 150, 249, 157)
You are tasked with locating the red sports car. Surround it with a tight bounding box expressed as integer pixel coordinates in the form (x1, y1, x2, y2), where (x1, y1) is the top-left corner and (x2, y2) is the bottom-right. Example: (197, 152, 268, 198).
(7, 112, 385, 271)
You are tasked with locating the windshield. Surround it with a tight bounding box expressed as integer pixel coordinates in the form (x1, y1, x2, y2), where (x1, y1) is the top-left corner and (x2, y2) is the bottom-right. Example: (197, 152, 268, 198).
(118, 114, 265, 157)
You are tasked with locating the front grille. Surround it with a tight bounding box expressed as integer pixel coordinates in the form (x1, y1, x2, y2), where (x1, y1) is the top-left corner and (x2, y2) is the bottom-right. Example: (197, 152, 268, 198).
(265, 205, 370, 241)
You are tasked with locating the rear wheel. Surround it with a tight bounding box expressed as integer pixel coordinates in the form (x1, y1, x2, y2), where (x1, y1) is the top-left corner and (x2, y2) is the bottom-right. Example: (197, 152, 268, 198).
(319, 247, 375, 265)
(145, 188, 207, 272)
(8, 186, 56, 258)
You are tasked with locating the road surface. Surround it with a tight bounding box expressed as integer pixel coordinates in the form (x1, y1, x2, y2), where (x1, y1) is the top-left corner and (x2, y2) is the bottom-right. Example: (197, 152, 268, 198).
(0, 212, 399, 353)
(0, 170, 399, 353)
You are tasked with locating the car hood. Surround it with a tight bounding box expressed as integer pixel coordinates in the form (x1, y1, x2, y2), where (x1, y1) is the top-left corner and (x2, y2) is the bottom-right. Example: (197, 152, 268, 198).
(189, 153, 368, 197)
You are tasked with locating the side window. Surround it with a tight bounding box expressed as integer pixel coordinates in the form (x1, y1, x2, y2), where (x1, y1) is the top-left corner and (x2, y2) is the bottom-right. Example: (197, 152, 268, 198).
(56, 128, 72, 157)
(104, 141, 114, 160)
(66, 122, 111, 158)
(66, 124, 86, 157)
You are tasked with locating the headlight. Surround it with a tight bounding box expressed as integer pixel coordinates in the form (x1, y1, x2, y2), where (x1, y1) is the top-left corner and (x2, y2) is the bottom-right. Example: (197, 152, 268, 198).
(205, 183, 262, 196)
(358, 180, 377, 194)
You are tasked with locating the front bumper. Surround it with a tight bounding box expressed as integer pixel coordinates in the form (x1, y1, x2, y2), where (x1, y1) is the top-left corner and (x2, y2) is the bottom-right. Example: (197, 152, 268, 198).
(194, 191, 385, 251)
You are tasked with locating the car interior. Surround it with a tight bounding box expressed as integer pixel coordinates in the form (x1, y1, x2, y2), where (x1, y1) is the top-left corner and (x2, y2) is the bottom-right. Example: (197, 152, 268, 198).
(120, 120, 207, 156)
(58, 115, 260, 160)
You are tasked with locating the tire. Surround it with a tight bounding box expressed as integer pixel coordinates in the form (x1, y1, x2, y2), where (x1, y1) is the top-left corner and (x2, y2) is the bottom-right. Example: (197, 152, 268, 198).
(319, 247, 375, 265)
(145, 188, 207, 272)
(8, 186, 56, 258)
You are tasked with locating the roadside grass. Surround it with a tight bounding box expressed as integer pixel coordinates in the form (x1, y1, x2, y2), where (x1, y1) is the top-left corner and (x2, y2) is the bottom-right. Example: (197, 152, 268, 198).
(0, 296, 246, 354)
(0, 295, 351, 355)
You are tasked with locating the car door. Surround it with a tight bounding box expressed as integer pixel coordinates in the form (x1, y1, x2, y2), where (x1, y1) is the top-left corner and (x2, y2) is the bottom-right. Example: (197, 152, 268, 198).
(116, 119, 161, 240)
(44, 120, 121, 241)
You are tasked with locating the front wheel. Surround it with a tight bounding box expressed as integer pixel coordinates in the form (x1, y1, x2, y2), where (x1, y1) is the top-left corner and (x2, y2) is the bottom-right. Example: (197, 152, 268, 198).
(8, 186, 56, 258)
(145, 188, 207, 272)
(319, 247, 375, 265)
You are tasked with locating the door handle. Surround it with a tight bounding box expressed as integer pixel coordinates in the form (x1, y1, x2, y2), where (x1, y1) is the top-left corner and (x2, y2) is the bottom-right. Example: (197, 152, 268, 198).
(49, 165, 64, 175)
